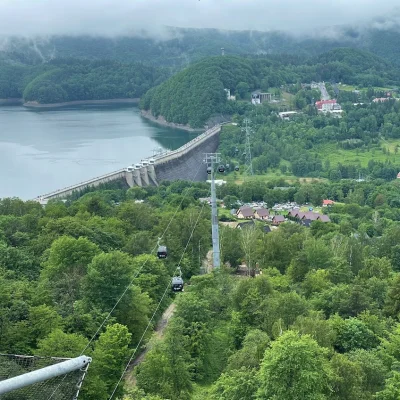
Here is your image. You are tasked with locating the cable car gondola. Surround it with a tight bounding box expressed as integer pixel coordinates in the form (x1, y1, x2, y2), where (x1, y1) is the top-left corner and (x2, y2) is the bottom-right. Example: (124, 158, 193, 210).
(171, 276, 184, 292)
(234, 165, 240, 171)
(157, 245, 168, 259)
(207, 166, 212, 175)
(218, 165, 225, 173)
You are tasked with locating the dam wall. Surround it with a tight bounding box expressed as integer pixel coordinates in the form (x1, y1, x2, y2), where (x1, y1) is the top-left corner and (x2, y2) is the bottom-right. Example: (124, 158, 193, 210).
(34, 124, 222, 204)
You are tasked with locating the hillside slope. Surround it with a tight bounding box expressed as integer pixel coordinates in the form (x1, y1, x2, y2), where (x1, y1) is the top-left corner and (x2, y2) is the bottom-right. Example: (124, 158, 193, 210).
(141, 49, 400, 128)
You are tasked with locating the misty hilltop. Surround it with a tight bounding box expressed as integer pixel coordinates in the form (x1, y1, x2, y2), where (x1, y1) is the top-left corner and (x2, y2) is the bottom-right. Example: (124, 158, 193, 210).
(2, 22, 400, 67)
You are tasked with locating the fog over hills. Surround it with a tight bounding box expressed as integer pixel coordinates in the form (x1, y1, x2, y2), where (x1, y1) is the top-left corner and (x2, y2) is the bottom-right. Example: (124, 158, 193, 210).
(2, 23, 400, 67)
(1, 1, 400, 66)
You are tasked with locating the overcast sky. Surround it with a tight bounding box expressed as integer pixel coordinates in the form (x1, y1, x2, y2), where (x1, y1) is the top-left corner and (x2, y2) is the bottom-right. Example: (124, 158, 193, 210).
(0, 0, 399, 37)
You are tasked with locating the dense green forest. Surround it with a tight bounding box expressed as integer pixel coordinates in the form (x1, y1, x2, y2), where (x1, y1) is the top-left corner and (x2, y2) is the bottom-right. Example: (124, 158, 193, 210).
(0, 59, 169, 103)
(0, 181, 211, 399)
(140, 49, 400, 128)
(2, 175, 400, 399)
(3, 25, 400, 67)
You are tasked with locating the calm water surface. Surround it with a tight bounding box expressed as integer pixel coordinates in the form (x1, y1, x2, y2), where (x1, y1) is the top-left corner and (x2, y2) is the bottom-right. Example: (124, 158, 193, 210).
(0, 105, 196, 199)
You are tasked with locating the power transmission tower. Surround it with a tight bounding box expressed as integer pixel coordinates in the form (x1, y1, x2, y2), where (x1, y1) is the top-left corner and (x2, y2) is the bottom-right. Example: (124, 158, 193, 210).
(242, 118, 254, 175)
(204, 153, 221, 269)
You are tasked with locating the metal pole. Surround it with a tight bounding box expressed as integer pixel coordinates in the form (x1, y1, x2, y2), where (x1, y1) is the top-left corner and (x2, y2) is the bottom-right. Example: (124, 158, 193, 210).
(210, 157, 221, 268)
(243, 119, 254, 176)
(0, 355, 92, 395)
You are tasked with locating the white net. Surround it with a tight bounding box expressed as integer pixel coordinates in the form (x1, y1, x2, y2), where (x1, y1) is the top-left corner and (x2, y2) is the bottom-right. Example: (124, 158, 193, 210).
(0, 354, 88, 400)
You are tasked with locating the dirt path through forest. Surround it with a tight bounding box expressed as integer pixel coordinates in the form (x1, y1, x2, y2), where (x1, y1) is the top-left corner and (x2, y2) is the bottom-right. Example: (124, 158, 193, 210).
(125, 302, 176, 387)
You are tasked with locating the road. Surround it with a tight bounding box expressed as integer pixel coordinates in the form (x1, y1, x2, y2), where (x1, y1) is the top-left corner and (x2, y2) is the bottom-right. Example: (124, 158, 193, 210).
(318, 82, 330, 101)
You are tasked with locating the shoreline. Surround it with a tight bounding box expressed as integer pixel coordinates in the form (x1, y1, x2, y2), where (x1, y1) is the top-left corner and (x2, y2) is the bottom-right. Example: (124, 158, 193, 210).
(0, 98, 23, 105)
(22, 98, 140, 109)
(140, 109, 203, 132)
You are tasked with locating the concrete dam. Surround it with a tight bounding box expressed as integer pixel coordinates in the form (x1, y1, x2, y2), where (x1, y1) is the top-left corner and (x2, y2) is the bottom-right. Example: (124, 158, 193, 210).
(35, 124, 222, 204)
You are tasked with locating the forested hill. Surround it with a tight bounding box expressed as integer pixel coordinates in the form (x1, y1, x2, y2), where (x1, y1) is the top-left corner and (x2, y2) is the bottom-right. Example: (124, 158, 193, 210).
(140, 56, 257, 127)
(3, 25, 400, 67)
(140, 49, 400, 128)
(0, 59, 169, 104)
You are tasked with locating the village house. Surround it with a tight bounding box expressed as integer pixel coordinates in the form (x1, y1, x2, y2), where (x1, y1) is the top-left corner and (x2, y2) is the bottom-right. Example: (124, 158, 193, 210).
(236, 206, 254, 219)
(322, 199, 335, 207)
(301, 212, 319, 221)
(287, 209, 332, 226)
(272, 215, 285, 226)
(254, 208, 269, 220)
(287, 209, 301, 218)
(315, 99, 337, 111)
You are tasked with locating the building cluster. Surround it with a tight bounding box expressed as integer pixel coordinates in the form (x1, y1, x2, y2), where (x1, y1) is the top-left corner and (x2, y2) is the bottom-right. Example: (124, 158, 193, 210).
(315, 99, 343, 116)
(251, 91, 273, 105)
(235, 199, 334, 228)
(287, 209, 331, 227)
(236, 205, 286, 226)
(236, 205, 270, 220)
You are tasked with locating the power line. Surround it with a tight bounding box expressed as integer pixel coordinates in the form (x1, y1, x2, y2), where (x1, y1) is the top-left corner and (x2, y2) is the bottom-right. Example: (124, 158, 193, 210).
(108, 192, 210, 400)
(79, 164, 203, 356)
(47, 164, 204, 400)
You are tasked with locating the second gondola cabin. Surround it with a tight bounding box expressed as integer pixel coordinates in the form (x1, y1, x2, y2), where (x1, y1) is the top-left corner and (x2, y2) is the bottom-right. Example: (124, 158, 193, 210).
(171, 276, 184, 292)
(157, 245, 168, 259)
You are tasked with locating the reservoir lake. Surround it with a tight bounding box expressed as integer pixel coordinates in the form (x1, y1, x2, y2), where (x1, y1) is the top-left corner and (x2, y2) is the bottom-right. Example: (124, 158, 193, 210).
(0, 105, 196, 200)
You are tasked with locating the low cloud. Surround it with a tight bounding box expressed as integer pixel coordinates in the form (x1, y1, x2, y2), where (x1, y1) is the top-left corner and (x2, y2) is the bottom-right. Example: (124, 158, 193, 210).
(0, 0, 399, 38)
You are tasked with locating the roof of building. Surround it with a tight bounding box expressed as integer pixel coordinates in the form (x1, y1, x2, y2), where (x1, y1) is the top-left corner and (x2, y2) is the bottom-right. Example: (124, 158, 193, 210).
(237, 206, 254, 218)
(315, 99, 337, 106)
(323, 199, 335, 206)
(302, 212, 319, 221)
(318, 215, 331, 222)
(255, 208, 269, 217)
(237, 220, 256, 229)
(273, 215, 285, 222)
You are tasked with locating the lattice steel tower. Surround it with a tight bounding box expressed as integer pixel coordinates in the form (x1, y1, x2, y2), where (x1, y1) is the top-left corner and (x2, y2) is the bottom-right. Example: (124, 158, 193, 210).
(242, 118, 254, 176)
(203, 153, 221, 269)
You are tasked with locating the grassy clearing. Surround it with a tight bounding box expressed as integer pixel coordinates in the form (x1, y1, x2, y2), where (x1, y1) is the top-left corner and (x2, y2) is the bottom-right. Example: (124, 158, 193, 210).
(224, 172, 328, 186)
(281, 91, 295, 102)
(338, 84, 393, 92)
(338, 84, 357, 92)
(317, 140, 400, 167)
(221, 139, 400, 185)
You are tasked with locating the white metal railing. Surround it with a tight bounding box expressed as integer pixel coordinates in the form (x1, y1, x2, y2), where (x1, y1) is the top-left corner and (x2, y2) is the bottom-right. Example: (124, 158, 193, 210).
(36, 169, 126, 200)
(153, 125, 222, 164)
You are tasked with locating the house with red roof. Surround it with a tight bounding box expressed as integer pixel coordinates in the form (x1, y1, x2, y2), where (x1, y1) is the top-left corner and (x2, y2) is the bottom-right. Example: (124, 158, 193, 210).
(315, 99, 337, 111)
(322, 199, 335, 207)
